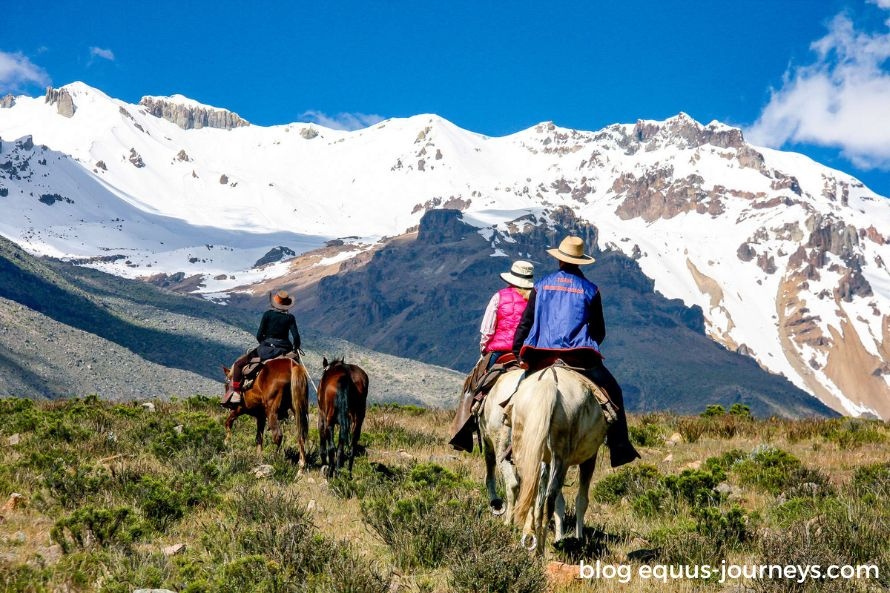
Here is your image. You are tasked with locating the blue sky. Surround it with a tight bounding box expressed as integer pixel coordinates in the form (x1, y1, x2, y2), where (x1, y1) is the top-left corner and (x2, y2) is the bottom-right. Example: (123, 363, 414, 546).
(2, 0, 890, 195)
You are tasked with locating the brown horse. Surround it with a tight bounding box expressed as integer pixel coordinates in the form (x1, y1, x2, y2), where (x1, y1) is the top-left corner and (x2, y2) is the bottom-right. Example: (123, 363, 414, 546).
(221, 358, 310, 469)
(318, 357, 368, 476)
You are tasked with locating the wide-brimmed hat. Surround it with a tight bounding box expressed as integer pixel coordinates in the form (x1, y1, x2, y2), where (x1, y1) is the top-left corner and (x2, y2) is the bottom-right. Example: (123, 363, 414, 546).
(547, 236, 595, 265)
(500, 260, 535, 289)
(270, 290, 294, 311)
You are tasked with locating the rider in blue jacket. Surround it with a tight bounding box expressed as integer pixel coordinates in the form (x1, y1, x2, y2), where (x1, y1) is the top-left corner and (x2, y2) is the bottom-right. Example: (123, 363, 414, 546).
(512, 236, 640, 468)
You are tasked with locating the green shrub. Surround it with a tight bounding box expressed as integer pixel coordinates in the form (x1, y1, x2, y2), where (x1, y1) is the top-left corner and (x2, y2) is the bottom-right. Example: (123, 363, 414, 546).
(825, 419, 886, 449)
(50, 505, 144, 553)
(692, 505, 751, 548)
(701, 404, 726, 418)
(851, 461, 890, 499)
(629, 422, 664, 447)
(663, 469, 723, 507)
(132, 473, 215, 531)
(728, 403, 752, 418)
(631, 487, 671, 517)
(149, 413, 226, 460)
(592, 464, 661, 504)
(703, 448, 745, 475)
(734, 446, 802, 494)
(328, 459, 405, 499)
(448, 544, 547, 593)
(42, 460, 111, 508)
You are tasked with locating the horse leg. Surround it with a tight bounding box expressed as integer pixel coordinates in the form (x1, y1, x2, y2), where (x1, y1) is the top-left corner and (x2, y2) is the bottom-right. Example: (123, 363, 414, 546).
(348, 413, 364, 475)
(497, 424, 518, 524)
(255, 414, 267, 457)
(335, 421, 347, 473)
(224, 409, 238, 446)
(532, 462, 549, 553)
(267, 410, 283, 454)
(544, 458, 568, 545)
(575, 455, 597, 540)
(483, 435, 503, 514)
(554, 491, 566, 542)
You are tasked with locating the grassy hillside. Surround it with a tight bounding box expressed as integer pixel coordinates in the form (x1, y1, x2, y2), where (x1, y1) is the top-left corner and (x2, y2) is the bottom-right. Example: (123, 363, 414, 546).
(0, 235, 462, 404)
(0, 398, 887, 592)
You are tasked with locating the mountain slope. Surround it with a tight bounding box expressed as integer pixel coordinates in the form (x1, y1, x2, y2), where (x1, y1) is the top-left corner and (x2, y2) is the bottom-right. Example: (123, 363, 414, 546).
(294, 208, 833, 418)
(0, 235, 461, 405)
(0, 82, 887, 416)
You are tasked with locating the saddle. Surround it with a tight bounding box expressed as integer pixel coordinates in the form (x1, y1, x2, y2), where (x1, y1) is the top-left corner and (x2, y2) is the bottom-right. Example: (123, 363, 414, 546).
(448, 352, 520, 453)
(241, 351, 300, 390)
(498, 357, 618, 425)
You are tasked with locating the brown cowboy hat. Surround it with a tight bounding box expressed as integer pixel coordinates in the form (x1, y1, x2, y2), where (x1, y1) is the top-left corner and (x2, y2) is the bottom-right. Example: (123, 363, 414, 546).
(270, 290, 294, 311)
(547, 236, 595, 265)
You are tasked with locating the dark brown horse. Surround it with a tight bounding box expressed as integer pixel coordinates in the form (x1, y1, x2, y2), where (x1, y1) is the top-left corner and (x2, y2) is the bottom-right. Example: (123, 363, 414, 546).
(318, 357, 368, 476)
(221, 358, 310, 469)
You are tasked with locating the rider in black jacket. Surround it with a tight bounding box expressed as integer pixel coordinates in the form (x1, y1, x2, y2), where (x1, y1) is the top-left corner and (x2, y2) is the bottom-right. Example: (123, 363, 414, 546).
(224, 290, 301, 407)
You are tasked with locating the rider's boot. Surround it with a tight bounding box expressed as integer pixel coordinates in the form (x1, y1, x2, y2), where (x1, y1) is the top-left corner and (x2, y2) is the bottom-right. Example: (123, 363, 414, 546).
(222, 382, 242, 408)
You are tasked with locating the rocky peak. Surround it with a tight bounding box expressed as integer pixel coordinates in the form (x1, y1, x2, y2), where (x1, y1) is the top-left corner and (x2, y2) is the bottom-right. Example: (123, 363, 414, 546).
(630, 113, 745, 152)
(417, 209, 476, 244)
(139, 96, 249, 130)
(0, 94, 14, 109)
(44, 86, 76, 118)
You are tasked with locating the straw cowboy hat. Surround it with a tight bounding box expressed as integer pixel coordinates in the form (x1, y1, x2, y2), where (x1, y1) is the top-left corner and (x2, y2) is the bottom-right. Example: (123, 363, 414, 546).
(500, 260, 535, 289)
(547, 236, 595, 265)
(270, 290, 294, 311)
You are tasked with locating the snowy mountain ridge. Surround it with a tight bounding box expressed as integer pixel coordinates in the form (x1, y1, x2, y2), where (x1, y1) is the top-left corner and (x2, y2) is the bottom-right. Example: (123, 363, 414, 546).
(0, 82, 888, 418)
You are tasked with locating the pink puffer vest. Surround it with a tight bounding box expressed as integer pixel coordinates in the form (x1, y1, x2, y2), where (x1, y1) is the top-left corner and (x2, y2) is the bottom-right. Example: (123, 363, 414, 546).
(485, 287, 529, 352)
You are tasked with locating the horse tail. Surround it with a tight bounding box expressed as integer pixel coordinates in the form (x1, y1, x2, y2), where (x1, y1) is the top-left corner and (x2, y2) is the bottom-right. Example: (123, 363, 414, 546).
(513, 372, 558, 526)
(336, 375, 352, 451)
(290, 362, 309, 442)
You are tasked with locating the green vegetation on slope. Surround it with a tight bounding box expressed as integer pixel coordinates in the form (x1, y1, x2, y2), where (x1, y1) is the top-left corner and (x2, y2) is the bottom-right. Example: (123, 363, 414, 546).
(0, 398, 887, 593)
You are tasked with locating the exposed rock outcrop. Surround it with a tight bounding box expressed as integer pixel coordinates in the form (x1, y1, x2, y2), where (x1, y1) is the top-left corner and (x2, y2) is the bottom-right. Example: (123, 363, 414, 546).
(45, 86, 76, 117)
(613, 168, 723, 221)
(0, 94, 15, 109)
(128, 148, 145, 168)
(629, 113, 746, 151)
(254, 246, 296, 268)
(139, 96, 249, 130)
(176, 149, 191, 162)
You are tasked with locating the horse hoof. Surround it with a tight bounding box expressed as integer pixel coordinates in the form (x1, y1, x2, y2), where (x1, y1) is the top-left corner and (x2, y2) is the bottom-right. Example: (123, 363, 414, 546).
(490, 499, 506, 516)
(521, 533, 537, 551)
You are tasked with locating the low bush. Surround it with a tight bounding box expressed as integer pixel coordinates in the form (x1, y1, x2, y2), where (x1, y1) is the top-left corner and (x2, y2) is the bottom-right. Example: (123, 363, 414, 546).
(629, 422, 664, 447)
(51, 505, 144, 553)
(850, 461, 890, 499)
(734, 446, 802, 494)
(592, 464, 661, 504)
(663, 468, 723, 507)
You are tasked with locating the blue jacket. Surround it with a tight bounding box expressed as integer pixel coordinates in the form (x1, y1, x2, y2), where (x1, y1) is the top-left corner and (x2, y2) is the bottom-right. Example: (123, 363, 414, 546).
(519, 269, 602, 357)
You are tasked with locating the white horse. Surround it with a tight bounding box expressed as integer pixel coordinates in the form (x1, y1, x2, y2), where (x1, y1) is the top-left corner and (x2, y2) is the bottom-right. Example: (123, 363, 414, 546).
(511, 366, 608, 552)
(478, 369, 524, 520)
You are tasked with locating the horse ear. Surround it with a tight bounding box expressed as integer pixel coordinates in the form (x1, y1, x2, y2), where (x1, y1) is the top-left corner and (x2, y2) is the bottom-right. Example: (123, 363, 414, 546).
(322, 357, 328, 368)
(222, 365, 230, 376)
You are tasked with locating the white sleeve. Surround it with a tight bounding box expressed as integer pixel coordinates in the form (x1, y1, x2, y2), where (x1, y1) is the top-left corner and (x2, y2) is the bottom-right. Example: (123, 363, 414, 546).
(479, 293, 499, 350)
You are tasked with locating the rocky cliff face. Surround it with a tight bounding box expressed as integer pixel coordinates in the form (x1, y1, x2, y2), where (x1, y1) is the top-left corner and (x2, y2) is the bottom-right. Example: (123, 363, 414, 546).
(139, 97, 249, 130)
(44, 86, 76, 117)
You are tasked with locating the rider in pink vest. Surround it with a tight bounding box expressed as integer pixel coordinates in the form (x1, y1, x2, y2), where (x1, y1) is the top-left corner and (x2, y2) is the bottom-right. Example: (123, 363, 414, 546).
(480, 261, 535, 367)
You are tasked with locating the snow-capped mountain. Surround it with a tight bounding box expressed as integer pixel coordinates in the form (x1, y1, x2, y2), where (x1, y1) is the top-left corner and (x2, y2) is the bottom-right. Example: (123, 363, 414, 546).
(0, 82, 888, 418)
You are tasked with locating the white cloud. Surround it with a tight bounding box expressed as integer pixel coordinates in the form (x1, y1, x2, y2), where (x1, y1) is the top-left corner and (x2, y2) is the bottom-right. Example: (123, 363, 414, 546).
(0, 50, 50, 93)
(89, 46, 115, 62)
(748, 8, 890, 169)
(301, 110, 385, 131)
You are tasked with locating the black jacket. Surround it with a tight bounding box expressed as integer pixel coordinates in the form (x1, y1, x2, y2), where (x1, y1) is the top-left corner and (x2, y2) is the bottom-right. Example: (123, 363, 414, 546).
(256, 309, 301, 350)
(512, 268, 606, 357)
